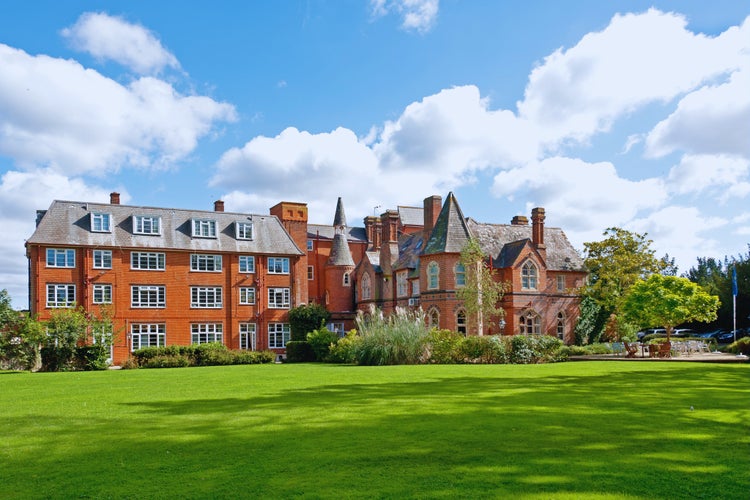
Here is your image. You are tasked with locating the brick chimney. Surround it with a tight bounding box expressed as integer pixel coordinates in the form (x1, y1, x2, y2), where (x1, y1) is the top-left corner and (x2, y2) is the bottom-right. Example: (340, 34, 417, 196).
(364, 216, 379, 251)
(511, 215, 528, 226)
(531, 207, 545, 248)
(214, 200, 225, 212)
(423, 195, 441, 235)
(383, 210, 400, 243)
(110, 192, 120, 205)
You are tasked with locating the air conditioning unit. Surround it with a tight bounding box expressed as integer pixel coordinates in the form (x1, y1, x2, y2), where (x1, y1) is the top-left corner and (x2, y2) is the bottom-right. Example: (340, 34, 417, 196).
(408, 298, 419, 306)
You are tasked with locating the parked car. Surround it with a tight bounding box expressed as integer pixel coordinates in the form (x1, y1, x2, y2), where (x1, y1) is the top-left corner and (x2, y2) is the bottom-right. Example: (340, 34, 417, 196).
(696, 330, 727, 341)
(672, 328, 696, 338)
(637, 328, 666, 340)
(717, 328, 749, 343)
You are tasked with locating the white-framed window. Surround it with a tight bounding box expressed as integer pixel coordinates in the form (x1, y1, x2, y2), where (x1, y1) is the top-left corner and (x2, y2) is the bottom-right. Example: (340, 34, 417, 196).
(520, 310, 541, 335)
(91, 213, 111, 232)
(192, 218, 217, 238)
(190, 286, 223, 309)
(268, 288, 290, 309)
(268, 257, 290, 274)
(239, 287, 256, 305)
(131, 323, 165, 351)
(191, 286, 223, 308)
(361, 272, 371, 300)
(327, 322, 345, 337)
(521, 261, 538, 290)
(412, 280, 420, 297)
(268, 323, 290, 349)
(93, 250, 112, 269)
(133, 215, 161, 235)
(191, 254, 222, 272)
(307, 240, 314, 251)
(131, 285, 166, 308)
(427, 261, 439, 290)
(235, 221, 253, 240)
(131, 252, 165, 270)
(557, 275, 566, 292)
(239, 323, 257, 350)
(191, 323, 223, 344)
(46, 248, 75, 268)
(307, 266, 314, 280)
(556, 312, 565, 340)
(46, 284, 76, 308)
(455, 263, 466, 287)
(428, 308, 440, 329)
(396, 271, 408, 297)
(456, 309, 467, 335)
(343, 272, 351, 286)
(93, 284, 112, 304)
(239, 255, 255, 273)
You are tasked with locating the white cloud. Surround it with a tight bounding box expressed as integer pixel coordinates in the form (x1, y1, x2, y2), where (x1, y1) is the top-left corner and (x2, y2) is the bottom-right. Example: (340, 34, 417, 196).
(518, 9, 749, 150)
(646, 67, 750, 159)
(370, 0, 439, 34)
(61, 12, 180, 75)
(666, 154, 750, 199)
(0, 169, 119, 308)
(0, 43, 236, 175)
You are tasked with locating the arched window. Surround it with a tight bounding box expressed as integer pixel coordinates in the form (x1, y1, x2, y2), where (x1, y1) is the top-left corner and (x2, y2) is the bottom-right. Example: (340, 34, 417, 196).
(521, 261, 538, 290)
(428, 308, 440, 329)
(361, 273, 371, 300)
(343, 272, 350, 286)
(519, 310, 541, 335)
(456, 309, 467, 335)
(556, 312, 565, 340)
(427, 261, 439, 290)
(454, 263, 466, 288)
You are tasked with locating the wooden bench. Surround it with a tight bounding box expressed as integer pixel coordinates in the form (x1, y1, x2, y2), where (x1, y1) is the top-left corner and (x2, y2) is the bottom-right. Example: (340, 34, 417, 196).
(623, 342, 638, 358)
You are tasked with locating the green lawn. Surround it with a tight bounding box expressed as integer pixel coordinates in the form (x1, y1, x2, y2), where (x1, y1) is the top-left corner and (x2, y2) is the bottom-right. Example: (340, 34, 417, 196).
(1, 362, 748, 499)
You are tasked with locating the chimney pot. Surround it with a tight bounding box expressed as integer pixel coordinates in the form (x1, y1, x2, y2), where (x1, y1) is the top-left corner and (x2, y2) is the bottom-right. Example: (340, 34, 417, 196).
(214, 200, 225, 212)
(511, 215, 528, 225)
(110, 192, 120, 205)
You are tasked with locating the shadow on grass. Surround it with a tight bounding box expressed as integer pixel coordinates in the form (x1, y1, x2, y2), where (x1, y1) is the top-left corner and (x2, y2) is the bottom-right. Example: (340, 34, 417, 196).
(3, 363, 749, 499)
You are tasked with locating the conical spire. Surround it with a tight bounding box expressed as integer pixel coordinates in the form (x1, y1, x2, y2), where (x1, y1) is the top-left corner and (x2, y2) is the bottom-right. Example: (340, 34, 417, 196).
(327, 233, 355, 266)
(423, 192, 472, 254)
(333, 197, 347, 230)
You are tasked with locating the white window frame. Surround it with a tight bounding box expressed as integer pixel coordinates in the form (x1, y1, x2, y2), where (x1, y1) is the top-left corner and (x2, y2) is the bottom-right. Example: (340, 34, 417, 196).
(91, 213, 112, 233)
(239, 287, 256, 305)
(191, 286, 223, 308)
(93, 250, 112, 269)
(192, 218, 217, 238)
(190, 254, 222, 272)
(131, 323, 165, 351)
(412, 279, 420, 297)
(521, 261, 538, 290)
(131, 252, 165, 271)
(307, 266, 314, 281)
(191, 323, 223, 344)
(131, 285, 166, 308)
(46, 284, 76, 308)
(46, 248, 75, 268)
(557, 275, 565, 292)
(456, 309, 467, 335)
(235, 221, 253, 240)
(239, 255, 255, 274)
(268, 287, 290, 309)
(556, 312, 565, 340)
(520, 310, 541, 335)
(427, 261, 439, 290)
(239, 323, 257, 350)
(455, 263, 466, 288)
(268, 257, 290, 274)
(343, 272, 351, 286)
(93, 284, 112, 304)
(396, 271, 408, 297)
(268, 323, 290, 349)
(307, 240, 314, 251)
(133, 215, 161, 235)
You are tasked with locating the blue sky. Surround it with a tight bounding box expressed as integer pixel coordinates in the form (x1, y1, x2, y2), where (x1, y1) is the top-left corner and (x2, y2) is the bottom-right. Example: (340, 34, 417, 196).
(1, 1, 748, 308)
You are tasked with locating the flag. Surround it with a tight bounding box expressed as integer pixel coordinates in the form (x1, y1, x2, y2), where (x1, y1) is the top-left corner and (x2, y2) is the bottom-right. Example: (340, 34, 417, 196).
(733, 265, 738, 297)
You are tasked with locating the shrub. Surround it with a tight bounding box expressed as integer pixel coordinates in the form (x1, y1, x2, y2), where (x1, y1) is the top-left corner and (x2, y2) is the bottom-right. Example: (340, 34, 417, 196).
(510, 335, 535, 364)
(354, 306, 429, 365)
(120, 357, 139, 369)
(232, 350, 275, 364)
(327, 330, 360, 364)
(141, 355, 191, 369)
(285, 341, 315, 362)
(307, 327, 339, 362)
(728, 337, 750, 355)
(192, 342, 229, 366)
(426, 329, 463, 364)
(74, 344, 110, 371)
(289, 304, 331, 341)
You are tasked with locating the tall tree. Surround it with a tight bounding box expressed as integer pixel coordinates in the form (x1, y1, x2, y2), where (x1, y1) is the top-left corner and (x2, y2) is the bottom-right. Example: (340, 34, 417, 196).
(456, 238, 509, 335)
(622, 274, 720, 342)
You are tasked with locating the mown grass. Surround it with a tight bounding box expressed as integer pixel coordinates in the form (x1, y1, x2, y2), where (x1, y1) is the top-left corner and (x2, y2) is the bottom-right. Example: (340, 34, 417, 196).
(1, 362, 748, 499)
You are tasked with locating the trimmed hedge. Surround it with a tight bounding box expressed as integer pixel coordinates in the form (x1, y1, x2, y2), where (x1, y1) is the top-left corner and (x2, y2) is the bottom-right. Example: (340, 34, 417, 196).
(285, 341, 315, 362)
(128, 343, 275, 369)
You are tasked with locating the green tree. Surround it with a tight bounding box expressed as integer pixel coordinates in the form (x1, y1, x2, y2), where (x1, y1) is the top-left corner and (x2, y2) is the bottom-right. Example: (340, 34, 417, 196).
(288, 303, 331, 341)
(622, 274, 720, 342)
(0, 290, 45, 370)
(456, 238, 509, 335)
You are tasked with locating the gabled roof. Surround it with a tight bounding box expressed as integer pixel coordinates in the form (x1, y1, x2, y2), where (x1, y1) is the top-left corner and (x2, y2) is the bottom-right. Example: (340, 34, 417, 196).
(307, 224, 367, 242)
(467, 219, 584, 271)
(423, 192, 472, 254)
(393, 231, 425, 272)
(495, 239, 532, 268)
(27, 200, 304, 255)
(327, 233, 355, 266)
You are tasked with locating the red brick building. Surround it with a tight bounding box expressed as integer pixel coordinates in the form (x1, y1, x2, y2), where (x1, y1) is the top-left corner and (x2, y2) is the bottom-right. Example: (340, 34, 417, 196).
(27, 191, 585, 365)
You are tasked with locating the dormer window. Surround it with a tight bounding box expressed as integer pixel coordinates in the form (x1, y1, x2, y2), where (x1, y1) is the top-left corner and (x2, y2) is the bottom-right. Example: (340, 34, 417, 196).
(133, 215, 161, 235)
(91, 213, 111, 232)
(192, 218, 217, 238)
(235, 221, 253, 240)
(521, 261, 538, 290)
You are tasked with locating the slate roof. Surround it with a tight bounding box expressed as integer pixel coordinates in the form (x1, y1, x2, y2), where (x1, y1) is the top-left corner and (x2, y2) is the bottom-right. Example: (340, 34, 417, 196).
(423, 192, 472, 255)
(467, 219, 584, 271)
(307, 224, 368, 242)
(327, 233, 355, 266)
(398, 206, 424, 227)
(27, 200, 304, 255)
(393, 231, 426, 277)
(333, 197, 347, 228)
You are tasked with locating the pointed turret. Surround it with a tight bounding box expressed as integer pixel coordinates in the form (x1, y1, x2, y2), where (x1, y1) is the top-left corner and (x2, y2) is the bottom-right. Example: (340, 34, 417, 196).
(333, 197, 347, 234)
(423, 192, 472, 254)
